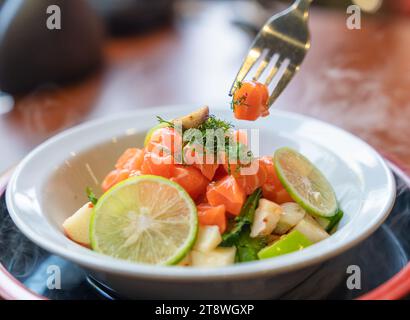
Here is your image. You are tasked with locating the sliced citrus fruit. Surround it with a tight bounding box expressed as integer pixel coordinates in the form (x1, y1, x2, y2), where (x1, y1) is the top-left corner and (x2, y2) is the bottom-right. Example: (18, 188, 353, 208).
(90, 175, 198, 265)
(143, 122, 169, 147)
(315, 208, 344, 232)
(274, 147, 338, 218)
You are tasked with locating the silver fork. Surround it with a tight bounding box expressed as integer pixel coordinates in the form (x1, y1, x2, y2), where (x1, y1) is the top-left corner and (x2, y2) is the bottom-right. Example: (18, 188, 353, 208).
(229, 0, 312, 107)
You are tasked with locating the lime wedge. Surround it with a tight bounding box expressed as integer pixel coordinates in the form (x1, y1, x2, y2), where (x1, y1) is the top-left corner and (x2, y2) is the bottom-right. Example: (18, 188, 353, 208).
(144, 122, 169, 147)
(258, 230, 312, 259)
(315, 209, 344, 233)
(274, 147, 338, 218)
(90, 175, 198, 265)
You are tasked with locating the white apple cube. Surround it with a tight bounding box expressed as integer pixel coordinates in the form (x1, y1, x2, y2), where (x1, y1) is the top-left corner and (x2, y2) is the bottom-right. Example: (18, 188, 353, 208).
(191, 247, 236, 267)
(62, 202, 93, 247)
(193, 225, 222, 253)
(293, 214, 329, 243)
(274, 202, 306, 235)
(250, 199, 282, 238)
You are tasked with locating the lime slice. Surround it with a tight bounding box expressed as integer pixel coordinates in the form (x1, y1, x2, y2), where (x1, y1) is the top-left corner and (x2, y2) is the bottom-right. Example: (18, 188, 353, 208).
(315, 209, 344, 233)
(144, 122, 169, 147)
(274, 147, 338, 218)
(90, 175, 198, 265)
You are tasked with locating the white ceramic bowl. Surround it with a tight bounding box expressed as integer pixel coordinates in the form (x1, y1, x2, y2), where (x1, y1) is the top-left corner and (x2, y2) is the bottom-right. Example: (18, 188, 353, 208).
(6, 106, 395, 299)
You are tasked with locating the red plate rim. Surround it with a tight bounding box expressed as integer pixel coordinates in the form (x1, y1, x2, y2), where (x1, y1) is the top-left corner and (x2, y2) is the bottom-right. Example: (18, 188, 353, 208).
(0, 167, 46, 300)
(357, 153, 410, 300)
(0, 155, 409, 301)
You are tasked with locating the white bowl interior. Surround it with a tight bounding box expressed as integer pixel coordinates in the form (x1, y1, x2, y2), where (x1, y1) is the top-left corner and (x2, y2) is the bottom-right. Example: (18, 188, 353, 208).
(43, 134, 143, 230)
(6, 107, 395, 280)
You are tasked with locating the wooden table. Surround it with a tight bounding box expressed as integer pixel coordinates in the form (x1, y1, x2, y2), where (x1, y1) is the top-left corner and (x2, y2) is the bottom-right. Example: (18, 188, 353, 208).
(0, 2, 409, 172)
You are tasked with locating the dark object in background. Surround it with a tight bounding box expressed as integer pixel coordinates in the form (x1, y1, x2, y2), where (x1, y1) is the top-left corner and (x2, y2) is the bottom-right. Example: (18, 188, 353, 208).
(0, 0, 104, 95)
(258, 0, 352, 9)
(88, 0, 175, 36)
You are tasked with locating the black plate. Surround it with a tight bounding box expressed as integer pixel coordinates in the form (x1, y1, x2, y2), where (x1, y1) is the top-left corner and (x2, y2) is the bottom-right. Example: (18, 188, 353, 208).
(0, 164, 409, 300)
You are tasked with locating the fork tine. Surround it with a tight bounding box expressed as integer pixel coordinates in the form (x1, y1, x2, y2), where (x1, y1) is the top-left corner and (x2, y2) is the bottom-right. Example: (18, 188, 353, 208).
(264, 54, 281, 86)
(229, 47, 261, 95)
(252, 50, 273, 82)
(267, 64, 297, 107)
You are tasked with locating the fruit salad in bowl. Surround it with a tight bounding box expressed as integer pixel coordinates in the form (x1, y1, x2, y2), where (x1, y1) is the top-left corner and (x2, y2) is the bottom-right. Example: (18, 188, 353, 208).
(6, 105, 395, 298)
(62, 107, 344, 267)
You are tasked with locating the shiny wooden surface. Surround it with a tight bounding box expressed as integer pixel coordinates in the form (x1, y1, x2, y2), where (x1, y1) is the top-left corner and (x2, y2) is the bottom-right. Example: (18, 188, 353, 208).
(0, 3, 409, 172)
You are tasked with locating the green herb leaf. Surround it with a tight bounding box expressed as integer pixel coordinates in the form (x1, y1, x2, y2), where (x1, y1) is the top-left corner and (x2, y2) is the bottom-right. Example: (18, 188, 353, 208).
(235, 227, 267, 262)
(156, 116, 174, 128)
(86, 187, 98, 205)
(221, 188, 262, 247)
(197, 115, 233, 133)
(183, 115, 234, 161)
(230, 93, 248, 111)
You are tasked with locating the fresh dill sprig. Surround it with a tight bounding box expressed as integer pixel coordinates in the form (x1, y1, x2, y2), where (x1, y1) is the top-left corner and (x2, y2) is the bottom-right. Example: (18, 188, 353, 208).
(196, 115, 233, 133)
(182, 115, 233, 164)
(155, 113, 253, 171)
(156, 116, 174, 128)
(230, 94, 247, 111)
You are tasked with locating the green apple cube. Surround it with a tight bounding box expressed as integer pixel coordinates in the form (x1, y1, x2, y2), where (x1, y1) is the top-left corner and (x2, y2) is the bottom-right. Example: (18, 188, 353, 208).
(257, 230, 312, 259)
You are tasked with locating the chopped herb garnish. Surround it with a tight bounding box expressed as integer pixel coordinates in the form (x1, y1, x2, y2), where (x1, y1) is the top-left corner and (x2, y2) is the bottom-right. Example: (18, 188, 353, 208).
(183, 115, 233, 160)
(197, 115, 233, 133)
(230, 94, 248, 111)
(156, 113, 253, 170)
(221, 188, 262, 247)
(235, 226, 267, 262)
(86, 187, 98, 205)
(220, 188, 265, 262)
(156, 116, 174, 128)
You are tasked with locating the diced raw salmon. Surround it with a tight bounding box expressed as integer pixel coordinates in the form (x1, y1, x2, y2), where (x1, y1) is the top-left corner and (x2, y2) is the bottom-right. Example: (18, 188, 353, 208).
(233, 129, 248, 146)
(115, 148, 144, 171)
(274, 189, 294, 204)
(232, 81, 269, 121)
(212, 164, 228, 181)
(183, 144, 219, 180)
(170, 166, 209, 200)
(146, 127, 182, 156)
(140, 152, 174, 178)
(261, 183, 276, 202)
(221, 158, 268, 195)
(206, 175, 246, 216)
(260, 156, 279, 185)
(194, 163, 219, 180)
(234, 159, 268, 195)
(197, 203, 227, 233)
(101, 169, 130, 192)
(260, 156, 294, 204)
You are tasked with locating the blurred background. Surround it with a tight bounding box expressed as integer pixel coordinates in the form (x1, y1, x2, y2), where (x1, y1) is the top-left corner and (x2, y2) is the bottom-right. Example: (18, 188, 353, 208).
(0, 0, 409, 172)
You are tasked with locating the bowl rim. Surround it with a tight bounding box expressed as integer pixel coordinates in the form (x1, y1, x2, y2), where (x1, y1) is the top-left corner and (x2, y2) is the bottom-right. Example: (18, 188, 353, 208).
(6, 105, 396, 281)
